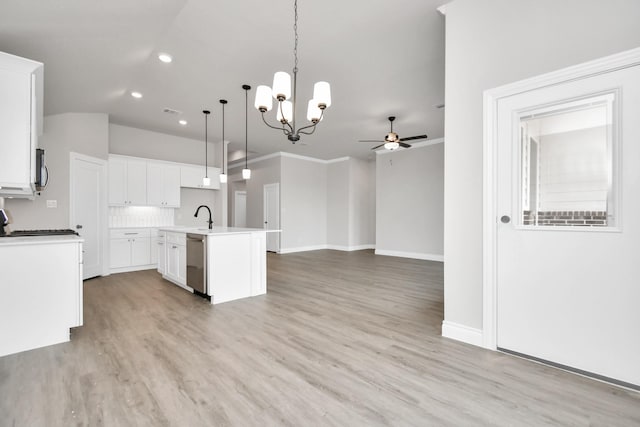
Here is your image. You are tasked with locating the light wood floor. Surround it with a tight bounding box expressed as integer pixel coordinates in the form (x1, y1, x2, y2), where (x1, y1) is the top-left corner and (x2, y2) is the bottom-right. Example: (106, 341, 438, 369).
(1, 250, 639, 426)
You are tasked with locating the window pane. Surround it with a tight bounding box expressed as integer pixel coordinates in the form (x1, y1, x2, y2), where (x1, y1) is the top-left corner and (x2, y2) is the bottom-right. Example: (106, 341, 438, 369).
(520, 94, 614, 227)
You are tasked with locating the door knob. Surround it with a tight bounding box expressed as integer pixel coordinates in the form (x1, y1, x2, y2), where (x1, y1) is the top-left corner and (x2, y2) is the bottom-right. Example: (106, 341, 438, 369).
(500, 215, 511, 224)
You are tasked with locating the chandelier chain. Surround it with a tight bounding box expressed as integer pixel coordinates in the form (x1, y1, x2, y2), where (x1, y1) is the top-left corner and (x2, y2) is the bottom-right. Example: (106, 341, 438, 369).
(293, 0, 298, 73)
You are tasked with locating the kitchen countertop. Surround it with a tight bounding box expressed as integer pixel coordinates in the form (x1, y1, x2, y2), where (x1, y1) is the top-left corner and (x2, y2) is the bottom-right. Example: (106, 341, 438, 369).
(0, 234, 84, 246)
(159, 226, 279, 236)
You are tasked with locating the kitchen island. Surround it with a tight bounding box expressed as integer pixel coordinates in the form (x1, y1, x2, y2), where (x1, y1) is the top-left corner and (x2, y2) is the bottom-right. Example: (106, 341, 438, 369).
(158, 226, 273, 305)
(0, 235, 83, 357)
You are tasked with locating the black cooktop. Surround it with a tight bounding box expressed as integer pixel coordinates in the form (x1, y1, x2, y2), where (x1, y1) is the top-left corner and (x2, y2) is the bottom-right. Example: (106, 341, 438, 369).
(6, 229, 79, 237)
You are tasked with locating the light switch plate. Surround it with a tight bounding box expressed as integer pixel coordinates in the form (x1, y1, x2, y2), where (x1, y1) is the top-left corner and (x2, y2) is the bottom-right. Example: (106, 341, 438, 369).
(46, 200, 57, 208)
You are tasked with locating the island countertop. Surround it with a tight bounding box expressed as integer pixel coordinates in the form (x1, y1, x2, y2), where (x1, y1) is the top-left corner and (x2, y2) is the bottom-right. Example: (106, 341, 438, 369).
(159, 226, 279, 236)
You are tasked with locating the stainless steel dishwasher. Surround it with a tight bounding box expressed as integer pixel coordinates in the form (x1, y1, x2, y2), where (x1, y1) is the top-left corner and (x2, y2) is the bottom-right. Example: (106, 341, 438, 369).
(186, 233, 208, 298)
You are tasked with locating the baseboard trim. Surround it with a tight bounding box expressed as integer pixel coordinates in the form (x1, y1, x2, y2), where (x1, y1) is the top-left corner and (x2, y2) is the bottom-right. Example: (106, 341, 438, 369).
(326, 244, 375, 251)
(279, 245, 328, 254)
(110, 264, 157, 274)
(441, 321, 483, 347)
(374, 249, 444, 262)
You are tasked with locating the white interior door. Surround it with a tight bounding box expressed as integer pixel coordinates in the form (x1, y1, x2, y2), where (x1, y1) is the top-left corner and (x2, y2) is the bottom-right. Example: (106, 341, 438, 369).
(263, 183, 280, 252)
(495, 62, 640, 387)
(234, 191, 247, 227)
(70, 153, 106, 279)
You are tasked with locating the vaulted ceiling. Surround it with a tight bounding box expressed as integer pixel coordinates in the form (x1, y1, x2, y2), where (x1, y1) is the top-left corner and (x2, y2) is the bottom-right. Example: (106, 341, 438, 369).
(0, 0, 446, 161)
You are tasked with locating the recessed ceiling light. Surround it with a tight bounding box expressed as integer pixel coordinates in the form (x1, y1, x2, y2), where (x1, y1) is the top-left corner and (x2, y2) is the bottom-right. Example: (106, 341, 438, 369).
(158, 53, 173, 63)
(178, 119, 187, 126)
(130, 91, 143, 99)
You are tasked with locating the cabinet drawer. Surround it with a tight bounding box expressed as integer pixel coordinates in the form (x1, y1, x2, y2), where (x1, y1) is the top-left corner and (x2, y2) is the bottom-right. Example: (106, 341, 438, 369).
(110, 228, 151, 239)
(166, 232, 186, 246)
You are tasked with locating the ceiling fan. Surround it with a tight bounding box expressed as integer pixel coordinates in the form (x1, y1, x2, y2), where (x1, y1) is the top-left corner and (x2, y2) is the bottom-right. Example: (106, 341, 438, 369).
(358, 116, 428, 150)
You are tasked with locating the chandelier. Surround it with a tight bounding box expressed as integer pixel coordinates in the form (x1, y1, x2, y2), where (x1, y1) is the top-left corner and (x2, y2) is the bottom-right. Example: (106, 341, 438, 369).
(253, 0, 331, 143)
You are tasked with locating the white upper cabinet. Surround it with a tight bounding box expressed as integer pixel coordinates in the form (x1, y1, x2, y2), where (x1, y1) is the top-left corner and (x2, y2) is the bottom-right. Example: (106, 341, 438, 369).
(0, 51, 43, 198)
(180, 164, 220, 189)
(108, 156, 147, 206)
(147, 162, 180, 207)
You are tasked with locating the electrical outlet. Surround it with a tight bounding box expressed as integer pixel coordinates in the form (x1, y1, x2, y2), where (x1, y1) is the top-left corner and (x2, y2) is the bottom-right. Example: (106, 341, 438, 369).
(46, 200, 57, 208)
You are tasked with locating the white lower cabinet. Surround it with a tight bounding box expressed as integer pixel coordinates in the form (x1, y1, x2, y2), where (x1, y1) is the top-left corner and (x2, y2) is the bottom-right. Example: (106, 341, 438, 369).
(164, 232, 187, 287)
(109, 228, 152, 272)
(155, 231, 166, 274)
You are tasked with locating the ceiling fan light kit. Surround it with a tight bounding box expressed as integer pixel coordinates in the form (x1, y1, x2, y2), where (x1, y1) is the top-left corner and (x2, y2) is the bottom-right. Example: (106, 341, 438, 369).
(254, 0, 331, 143)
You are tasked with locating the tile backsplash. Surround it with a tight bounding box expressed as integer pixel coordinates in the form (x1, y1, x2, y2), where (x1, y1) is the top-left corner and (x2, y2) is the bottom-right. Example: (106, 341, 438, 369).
(109, 206, 174, 228)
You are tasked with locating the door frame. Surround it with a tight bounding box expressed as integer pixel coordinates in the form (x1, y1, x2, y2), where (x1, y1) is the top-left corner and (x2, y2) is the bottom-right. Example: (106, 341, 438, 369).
(482, 47, 640, 350)
(69, 152, 108, 278)
(263, 183, 280, 252)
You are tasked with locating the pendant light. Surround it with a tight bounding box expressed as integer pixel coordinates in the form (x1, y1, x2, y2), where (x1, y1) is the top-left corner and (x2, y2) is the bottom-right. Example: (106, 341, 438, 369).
(254, 0, 331, 143)
(219, 99, 228, 184)
(202, 110, 211, 186)
(242, 84, 251, 180)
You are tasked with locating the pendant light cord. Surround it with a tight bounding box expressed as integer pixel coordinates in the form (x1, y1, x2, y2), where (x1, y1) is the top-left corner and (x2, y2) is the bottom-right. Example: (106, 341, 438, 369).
(222, 102, 225, 174)
(293, 0, 298, 73)
(205, 113, 208, 178)
(245, 88, 248, 170)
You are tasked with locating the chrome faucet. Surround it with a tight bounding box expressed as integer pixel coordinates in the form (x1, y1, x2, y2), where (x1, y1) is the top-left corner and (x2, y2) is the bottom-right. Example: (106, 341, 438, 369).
(194, 205, 213, 229)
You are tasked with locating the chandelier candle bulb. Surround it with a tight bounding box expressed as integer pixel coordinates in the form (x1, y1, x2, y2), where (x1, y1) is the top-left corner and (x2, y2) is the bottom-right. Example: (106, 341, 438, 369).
(277, 101, 293, 123)
(313, 81, 331, 108)
(255, 86, 273, 111)
(272, 72, 291, 101)
(307, 100, 322, 123)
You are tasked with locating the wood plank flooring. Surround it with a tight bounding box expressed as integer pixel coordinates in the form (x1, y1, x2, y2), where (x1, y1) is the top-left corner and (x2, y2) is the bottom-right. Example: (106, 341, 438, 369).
(1, 249, 639, 426)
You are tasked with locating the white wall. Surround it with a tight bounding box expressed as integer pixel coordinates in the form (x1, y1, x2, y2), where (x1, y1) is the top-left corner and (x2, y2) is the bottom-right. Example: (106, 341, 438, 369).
(375, 141, 444, 260)
(238, 156, 281, 229)
(443, 0, 640, 331)
(326, 160, 350, 248)
(280, 155, 328, 252)
(4, 113, 109, 230)
(349, 158, 376, 249)
(109, 123, 227, 225)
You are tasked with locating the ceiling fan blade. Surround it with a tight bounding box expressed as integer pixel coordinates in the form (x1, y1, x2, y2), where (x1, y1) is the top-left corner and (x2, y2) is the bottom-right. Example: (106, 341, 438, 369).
(370, 144, 385, 150)
(399, 134, 428, 142)
(399, 142, 412, 148)
(358, 139, 384, 143)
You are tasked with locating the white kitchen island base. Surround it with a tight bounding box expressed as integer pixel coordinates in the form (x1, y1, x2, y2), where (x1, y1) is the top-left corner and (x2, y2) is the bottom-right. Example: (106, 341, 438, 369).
(160, 227, 268, 305)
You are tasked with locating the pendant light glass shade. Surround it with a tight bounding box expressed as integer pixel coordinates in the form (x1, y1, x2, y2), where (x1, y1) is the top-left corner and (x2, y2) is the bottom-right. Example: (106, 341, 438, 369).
(277, 101, 293, 123)
(219, 173, 228, 183)
(219, 99, 228, 185)
(272, 71, 291, 100)
(242, 168, 251, 179)
(202, 177, 211, 186)
(255, 85, 273, 111)
(306, 100, 323, 123)
(202, 110, 211, 186)
(313, 81, 331, 108)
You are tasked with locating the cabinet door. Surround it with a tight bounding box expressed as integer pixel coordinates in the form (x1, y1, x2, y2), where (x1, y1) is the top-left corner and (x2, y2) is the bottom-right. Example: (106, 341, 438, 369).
(166, 243, 178, 279)
(109, 238, 131, 268)
(0, 68, 32, 187)
(126, 159, 147, 205)
(146, 162, 164, 206)
(108, 157, 127, 205)
(156, 240, 166, 274)
(177, 244, 187, 285)
(163, 165, 181, 207)
(130, 237, 151, 266)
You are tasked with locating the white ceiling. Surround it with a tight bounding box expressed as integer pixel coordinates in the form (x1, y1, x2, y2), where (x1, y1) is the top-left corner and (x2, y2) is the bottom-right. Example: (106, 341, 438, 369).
(0, 0, 446, 161)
